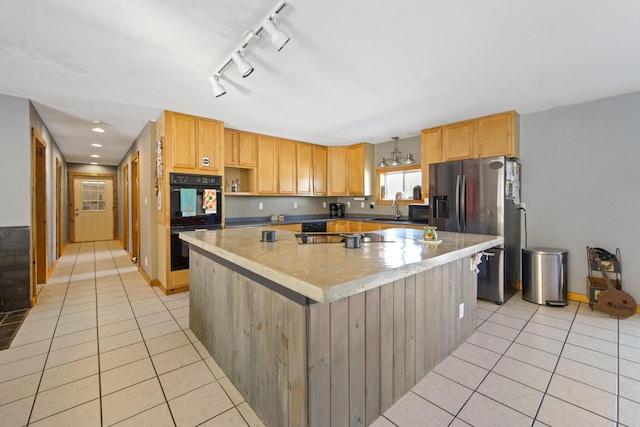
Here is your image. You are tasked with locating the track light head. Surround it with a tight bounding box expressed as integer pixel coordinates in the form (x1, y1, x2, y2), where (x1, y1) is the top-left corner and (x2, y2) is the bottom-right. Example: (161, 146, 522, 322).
(231, 50, 254, 78)
(209, 75, 226, 97)
(262, 18, 290, 51)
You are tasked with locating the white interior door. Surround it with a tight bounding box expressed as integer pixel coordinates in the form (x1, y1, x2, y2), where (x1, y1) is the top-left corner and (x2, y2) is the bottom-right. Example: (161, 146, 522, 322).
(73, 178, 114, 242)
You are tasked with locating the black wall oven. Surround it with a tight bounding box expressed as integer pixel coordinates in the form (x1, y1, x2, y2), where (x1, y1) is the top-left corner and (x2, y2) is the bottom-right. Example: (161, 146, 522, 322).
(169, 173, 222, 271)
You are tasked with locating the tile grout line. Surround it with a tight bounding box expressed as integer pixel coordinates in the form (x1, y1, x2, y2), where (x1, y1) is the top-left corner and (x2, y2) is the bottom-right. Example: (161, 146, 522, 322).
(92, 242, 105, 427)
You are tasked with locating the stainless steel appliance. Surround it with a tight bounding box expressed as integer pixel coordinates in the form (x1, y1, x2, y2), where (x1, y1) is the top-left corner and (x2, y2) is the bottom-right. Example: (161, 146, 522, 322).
(169, 173, 222, 271)
(329, 203, 345, 218)
(429, 156, 521, 303)
(408, 204, 430, 223)
(302, 222, 327, 233)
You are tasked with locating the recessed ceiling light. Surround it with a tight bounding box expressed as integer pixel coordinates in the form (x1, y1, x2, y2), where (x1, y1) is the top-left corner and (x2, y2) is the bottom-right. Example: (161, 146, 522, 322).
(92, 127, 105, 133)
(91, 154, 100, 158)
(90, 162, 98, 165)
(91, 143, 102, 147)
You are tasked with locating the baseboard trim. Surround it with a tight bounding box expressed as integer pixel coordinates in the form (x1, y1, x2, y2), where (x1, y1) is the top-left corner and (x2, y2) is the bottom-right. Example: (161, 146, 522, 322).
(156, 281, 189, 295)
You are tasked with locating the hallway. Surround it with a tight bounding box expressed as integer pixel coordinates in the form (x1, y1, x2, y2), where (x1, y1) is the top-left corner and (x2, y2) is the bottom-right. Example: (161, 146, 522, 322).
(0, 241, 639, 426)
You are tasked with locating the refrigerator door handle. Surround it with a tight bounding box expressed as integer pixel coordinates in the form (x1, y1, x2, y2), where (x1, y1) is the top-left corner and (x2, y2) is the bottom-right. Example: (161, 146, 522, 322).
(460, 174, 467, 232)
(455, 174, 461, 232)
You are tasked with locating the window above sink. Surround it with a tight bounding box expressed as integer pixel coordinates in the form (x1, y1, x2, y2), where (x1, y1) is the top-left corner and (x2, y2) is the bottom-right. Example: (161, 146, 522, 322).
(376, 165, 422, 205)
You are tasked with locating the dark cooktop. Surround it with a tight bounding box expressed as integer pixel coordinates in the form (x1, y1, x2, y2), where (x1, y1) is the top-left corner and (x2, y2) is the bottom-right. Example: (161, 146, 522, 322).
(294, 232, 393, 244)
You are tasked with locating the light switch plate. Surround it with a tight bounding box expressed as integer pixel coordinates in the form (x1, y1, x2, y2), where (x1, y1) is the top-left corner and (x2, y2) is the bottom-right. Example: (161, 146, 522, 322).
(259, 202, 263, 210)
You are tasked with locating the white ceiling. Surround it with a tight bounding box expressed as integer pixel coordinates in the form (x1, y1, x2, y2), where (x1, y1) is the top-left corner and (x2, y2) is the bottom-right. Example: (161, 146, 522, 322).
(1, 1, 639, 166)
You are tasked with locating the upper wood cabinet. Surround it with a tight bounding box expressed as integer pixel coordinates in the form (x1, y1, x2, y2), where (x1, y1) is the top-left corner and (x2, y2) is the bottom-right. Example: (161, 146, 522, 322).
(278, 139, 297, 194)
(421, 127, 442, 196)
(312, 145, 327, 195)
(257, 135, 278, 194)
(165, 111, 223, 172)
(327, 143, 374, 196)
(165, 111, 223, 173)
(225, 129, 258, 167)
(327, 146, 348, 196)
(297, 142, 314, 195)
(442, 120, 475, 161)
(476, 111, 519, 158)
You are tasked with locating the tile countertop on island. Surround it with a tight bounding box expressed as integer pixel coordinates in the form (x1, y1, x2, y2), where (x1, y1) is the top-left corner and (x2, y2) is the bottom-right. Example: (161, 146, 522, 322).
(180, 227, 503, 303)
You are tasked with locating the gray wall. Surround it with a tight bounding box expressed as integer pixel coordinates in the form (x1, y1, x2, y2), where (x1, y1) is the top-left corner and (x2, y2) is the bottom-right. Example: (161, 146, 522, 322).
(0, 94, 30, 226)
(118, 121, 158, 280)
(520, 92, 640, 301)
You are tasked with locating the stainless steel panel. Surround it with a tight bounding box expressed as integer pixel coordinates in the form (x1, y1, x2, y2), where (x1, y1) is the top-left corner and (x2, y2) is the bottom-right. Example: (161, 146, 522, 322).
(429, 161, 463, 232)
(462, 157, 505, 236)
(477, 247, 506, 303)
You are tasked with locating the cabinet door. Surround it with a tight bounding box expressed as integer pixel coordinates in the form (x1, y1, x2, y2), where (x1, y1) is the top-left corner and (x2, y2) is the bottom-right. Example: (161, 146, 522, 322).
(328, 221, 349, 232)
(296, 142, 313, 195)
(168, 113, 197, 169)
(421, 127, 442, 196)
(442, 121, 475, 161)
(278, 139, 297, 194)
(257, 135, 278, 194)
(197, 119, 223, 172)
(313, 145, 327, 195)
(224, 129, 239, 166)
(476, 111, 519, 158)
(327, 147, 348, 195)
(238, 132, 257, 167)
(347, 144, 364, 195)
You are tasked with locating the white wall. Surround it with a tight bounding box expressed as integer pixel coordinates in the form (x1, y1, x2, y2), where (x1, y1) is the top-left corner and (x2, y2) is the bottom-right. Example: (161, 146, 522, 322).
(520, 92, 640, 301)
(0, 94, 30, 226)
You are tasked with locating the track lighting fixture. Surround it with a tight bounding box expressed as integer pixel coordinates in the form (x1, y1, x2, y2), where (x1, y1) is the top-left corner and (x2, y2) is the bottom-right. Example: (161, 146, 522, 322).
(209, 1, 290, 98)
(378, 137, 416, 168)
(208, 75, 226, 97)
(261, 17, 290, 51)
(231, 50, 254, 78)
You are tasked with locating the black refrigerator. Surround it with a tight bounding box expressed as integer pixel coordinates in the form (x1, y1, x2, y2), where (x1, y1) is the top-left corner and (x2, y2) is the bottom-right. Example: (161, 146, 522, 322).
(429, 156, 521, 303)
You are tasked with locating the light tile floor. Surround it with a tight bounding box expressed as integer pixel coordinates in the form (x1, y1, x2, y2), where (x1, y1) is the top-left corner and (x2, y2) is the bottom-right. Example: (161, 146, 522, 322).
(1, 241, 639, 426)
(374, 287, 640, 427)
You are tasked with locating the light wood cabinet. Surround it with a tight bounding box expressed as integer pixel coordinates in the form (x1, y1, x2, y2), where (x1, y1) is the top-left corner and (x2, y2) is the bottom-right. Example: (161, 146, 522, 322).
(257, 135, 278, 194)
(278, 139, 297, 194)
(166, 111, 223, 173)
(268, 223, 302, 232)
(476, 111, 519, 158)
(313, 145, 327, 195)
(442, 120, 475, 161)
(327, 146, 349, 196)
(421, 127, 442, 197)
(327, 143, 374, 196)
(327, 220, 349, 232)
(296, 142, 314, 195)
(225, 130, 257, 167)
(347, 143, 374, 196)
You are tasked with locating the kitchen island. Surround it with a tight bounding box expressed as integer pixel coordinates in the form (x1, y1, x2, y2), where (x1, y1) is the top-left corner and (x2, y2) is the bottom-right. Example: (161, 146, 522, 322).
(180, 227, 503, 427)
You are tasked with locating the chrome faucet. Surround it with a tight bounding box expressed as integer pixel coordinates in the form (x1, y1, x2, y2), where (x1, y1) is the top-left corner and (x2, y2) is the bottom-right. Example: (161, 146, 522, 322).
(392, 192, 402, 220)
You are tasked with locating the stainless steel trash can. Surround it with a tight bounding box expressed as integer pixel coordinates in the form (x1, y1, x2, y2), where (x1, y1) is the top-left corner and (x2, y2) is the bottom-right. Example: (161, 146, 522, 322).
(522, 248, 568, 306)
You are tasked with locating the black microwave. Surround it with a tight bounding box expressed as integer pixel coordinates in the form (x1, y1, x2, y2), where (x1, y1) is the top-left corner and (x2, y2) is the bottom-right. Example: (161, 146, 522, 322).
(408, 204, 430, 223)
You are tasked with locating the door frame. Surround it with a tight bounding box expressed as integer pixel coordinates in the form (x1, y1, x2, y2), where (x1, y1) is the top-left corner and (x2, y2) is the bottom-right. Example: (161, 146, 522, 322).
(122, 163, 129, 252)
(56, 157, 63, 259)
(69, 172, 117, 243)
(31, 129, 47, 303)
(131, 152, 140, 264)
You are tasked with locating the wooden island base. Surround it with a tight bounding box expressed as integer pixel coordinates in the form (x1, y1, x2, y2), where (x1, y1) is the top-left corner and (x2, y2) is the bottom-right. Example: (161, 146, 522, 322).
(189, 247, 477, 427)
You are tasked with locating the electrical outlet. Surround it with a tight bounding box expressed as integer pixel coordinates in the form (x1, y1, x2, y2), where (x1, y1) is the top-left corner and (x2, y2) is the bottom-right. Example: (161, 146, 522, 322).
(323, 202, 327, 208)
(346, 202, 351, 208)
(294, 202, 298, 209)
(144, 257, 148, 267)
(459, 303, 464, 319)
(360, 202, 365, 208)
(259, 202, 263, 210)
